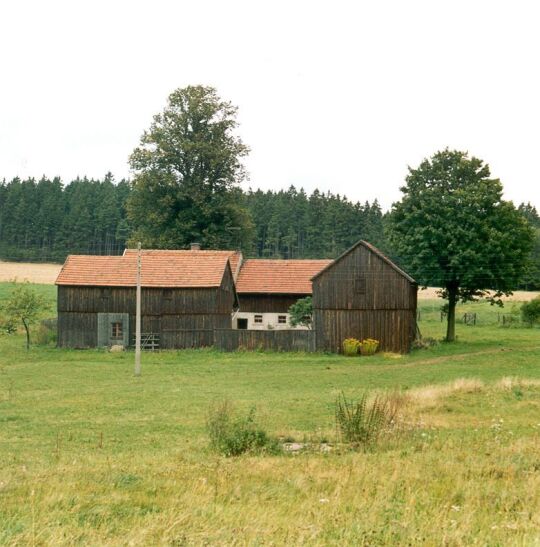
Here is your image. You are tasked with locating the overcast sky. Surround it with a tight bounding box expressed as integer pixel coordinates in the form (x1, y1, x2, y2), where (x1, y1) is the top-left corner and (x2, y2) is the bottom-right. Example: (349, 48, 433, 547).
(1, 0, 539, 210)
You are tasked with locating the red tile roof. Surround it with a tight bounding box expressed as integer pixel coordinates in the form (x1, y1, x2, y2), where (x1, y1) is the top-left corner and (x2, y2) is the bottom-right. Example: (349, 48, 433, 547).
(56, 253, 233, 288)
(236, 259, 332, 294)
(123, 249, 243, 280)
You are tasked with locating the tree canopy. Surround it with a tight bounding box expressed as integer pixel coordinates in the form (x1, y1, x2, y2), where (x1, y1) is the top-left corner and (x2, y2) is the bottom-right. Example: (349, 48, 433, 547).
(387, 149, 534, 342)
(127, 85, 254, 250)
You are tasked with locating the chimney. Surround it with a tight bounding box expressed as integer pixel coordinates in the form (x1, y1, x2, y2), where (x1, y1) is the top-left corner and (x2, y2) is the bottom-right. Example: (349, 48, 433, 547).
(190, 242, 201, 251)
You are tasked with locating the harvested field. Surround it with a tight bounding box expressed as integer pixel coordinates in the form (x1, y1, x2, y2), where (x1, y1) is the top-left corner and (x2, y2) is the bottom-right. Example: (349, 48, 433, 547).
(0, 260, 62, 284)
(418, 286, 539, 301)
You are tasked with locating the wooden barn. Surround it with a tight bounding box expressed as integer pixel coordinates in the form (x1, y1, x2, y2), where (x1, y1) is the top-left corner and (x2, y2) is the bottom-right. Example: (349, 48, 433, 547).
(234, 259, 331, 330)
(312, 241, 417, 353)
(56, 249, 240, 349)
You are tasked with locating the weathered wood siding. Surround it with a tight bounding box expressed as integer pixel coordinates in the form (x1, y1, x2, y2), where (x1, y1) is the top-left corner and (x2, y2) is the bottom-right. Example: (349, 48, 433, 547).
(313, 244, 417, 353)
(161, 329, 214, 349)
(57, 312, 97, 348)
(238, 294, 307, 313)
(214, 329, 315, 352)
(57, 265, 237, 348)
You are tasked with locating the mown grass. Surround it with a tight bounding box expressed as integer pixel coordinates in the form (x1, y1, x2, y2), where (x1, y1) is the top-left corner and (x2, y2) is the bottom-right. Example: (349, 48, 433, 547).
(1, 284, 540, 544)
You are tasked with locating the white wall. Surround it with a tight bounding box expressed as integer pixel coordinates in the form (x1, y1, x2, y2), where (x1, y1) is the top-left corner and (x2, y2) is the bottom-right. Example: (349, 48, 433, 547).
(231, 311, 309, 330)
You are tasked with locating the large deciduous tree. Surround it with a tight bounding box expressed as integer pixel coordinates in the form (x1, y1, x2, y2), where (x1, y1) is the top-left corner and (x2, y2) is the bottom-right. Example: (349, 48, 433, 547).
(387, 149, 534, 342)
(127, 85, 254, 250)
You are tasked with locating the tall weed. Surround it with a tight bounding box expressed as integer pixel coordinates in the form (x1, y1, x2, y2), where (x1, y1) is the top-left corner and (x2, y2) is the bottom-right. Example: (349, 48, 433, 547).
(335, 391, 401, 448)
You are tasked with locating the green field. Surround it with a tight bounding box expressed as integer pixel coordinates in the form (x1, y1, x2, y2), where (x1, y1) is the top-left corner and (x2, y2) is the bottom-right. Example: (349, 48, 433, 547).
(1, 284, 540, 545)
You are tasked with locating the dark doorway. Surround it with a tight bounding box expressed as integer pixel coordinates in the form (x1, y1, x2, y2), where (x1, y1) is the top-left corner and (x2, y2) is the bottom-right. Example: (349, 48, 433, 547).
(237, 318, 248, 329)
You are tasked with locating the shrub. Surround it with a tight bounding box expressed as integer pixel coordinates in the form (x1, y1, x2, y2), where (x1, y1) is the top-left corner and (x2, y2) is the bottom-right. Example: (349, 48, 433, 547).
(343, 338, 361, 356)
(335, 391, 400, 448)
(206, 401, 279, 456)
(288, 296, 313, 328)
(36, 318, 57, 346)
(521, 297, 540, 326)
(360, 338, 379, 356)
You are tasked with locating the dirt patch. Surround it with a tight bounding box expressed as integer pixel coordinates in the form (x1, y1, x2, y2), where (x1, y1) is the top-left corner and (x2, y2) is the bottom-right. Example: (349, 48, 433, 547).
(418, 287, 539, 302)
(0, 261, 62, 284)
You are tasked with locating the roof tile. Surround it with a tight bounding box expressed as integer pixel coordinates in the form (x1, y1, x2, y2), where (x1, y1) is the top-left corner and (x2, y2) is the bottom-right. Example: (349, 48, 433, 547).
(56, 252, 233, 288)
(236, 259, 332, 294)
(123, 249, 242, 280)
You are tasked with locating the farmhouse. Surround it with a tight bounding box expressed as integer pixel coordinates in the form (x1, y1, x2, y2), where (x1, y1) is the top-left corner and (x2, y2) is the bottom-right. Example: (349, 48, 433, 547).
(56, 239, 417, 353)
(234, 259, 331, 330)
(312, 240, 418, 353)
(56, 249, 240, 349)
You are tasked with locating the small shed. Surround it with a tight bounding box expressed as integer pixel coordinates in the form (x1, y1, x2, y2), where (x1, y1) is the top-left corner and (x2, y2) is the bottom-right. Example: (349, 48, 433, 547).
(312, 241, 417, 353)
(56, 249, 239, 349)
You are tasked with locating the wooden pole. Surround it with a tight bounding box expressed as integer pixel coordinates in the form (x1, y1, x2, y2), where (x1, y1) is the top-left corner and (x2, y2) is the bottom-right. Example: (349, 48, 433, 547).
(134, 242, 142, 376)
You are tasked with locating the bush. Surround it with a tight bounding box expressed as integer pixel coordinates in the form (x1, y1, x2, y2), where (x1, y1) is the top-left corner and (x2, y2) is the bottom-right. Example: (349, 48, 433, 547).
(359, 338, 379, 356)
(335, 391, 400, 448)
(521, 298, 540, 326)
(206, 401, 279, 456)
(343, 338, 361, 356)
(36, 318, 57, 346)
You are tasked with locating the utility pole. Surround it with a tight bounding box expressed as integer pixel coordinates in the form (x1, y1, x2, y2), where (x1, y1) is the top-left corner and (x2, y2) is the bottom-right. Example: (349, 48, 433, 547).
(134, 242, 142, 376)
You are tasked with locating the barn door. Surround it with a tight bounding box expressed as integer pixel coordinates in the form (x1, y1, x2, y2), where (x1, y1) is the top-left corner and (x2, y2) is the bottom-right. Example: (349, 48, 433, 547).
(97, 313, 130, 347)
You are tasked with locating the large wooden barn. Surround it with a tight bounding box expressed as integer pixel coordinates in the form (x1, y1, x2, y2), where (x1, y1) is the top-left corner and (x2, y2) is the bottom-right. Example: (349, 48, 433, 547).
(234, 259, 331, 330)
(56, 249, 240, 349)
(56, 240, 417, 353)
(312, 240, 417, 353)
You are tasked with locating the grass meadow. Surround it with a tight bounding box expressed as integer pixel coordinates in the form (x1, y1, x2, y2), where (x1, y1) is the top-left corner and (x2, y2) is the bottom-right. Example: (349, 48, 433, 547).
(1, 283, 540, 545)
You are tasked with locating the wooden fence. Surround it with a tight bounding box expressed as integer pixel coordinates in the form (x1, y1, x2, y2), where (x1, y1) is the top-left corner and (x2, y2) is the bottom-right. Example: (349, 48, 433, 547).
(214, 329, 315, 352)
(161, 329, 214, 349)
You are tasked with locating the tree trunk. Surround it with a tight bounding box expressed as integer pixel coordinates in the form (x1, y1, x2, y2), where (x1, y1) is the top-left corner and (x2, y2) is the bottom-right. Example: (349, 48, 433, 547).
(22, 318, 30, 350)
(446, 287, 458, 342)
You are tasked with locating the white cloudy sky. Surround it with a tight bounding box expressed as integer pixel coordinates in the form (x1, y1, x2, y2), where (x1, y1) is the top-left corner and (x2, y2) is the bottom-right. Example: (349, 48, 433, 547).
(1, 0, 539, 210)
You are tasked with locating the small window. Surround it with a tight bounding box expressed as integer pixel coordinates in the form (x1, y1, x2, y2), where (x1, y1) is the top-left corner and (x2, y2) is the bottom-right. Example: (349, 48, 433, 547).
(254, 315, 263, 324)
(278, 315, 287, 324)
(111, 322, 123, 339)
(354, 276, 366, 295)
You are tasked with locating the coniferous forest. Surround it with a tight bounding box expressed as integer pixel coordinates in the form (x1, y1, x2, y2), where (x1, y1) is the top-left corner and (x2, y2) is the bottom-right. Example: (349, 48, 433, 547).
(0, 176, 385, 261)
(0, 174, 131, 262)
(1, 175, 539, 289)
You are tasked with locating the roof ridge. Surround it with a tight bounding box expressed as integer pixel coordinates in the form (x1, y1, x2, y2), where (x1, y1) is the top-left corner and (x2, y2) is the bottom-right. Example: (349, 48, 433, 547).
(311, 240, 416, 284)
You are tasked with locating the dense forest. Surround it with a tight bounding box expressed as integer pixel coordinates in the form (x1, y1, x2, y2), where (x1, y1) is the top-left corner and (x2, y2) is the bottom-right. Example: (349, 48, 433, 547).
(0, 175, 130, 262)
(0, 176, 384, 261)
(1, 175, 539, 289)
(244, 187, 385, 258)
